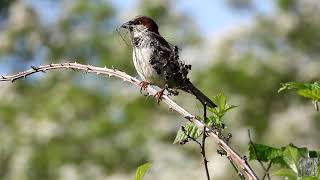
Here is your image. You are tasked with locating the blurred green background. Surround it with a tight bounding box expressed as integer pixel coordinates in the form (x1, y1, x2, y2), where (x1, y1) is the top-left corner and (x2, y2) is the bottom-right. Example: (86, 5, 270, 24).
(0, 0, 319, 179)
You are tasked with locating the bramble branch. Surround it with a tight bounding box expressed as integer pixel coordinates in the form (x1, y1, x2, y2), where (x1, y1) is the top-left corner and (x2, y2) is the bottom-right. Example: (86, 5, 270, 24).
(0, 62, 258, 180)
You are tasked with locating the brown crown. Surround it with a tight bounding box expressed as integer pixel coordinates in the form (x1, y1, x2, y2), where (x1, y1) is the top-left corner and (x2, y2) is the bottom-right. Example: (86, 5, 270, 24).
(131, 16, 159, 34)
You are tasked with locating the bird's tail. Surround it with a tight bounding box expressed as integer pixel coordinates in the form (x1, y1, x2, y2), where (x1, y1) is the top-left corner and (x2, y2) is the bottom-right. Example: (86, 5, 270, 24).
(183, 80, 216, 108)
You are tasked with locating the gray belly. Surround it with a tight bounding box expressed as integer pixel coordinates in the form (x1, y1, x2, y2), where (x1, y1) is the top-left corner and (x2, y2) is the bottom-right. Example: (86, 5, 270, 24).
(132, 48, 166, 87)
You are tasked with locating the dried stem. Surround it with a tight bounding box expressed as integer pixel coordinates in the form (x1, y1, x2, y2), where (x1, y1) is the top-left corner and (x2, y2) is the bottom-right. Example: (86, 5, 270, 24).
(201, 104, 211, 180)
(0, 62, 258, 180)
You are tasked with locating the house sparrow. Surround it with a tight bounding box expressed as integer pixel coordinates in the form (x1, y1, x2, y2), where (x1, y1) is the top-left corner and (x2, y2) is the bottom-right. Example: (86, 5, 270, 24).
(121, 16, 216, 108)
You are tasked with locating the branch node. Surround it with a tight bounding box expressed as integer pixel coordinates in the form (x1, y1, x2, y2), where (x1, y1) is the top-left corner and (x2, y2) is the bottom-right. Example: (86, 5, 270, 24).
(184, 116, 193, 121)
(242, 155, 248, 162)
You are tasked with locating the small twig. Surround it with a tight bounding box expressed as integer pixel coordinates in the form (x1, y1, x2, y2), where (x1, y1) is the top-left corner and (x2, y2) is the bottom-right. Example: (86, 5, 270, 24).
(248, 129, 270, 180)
(0, 62, 258, 180)
(201, 104, 211, 180)
(181, 126, 201, 146)
(262, 160, 273, 180)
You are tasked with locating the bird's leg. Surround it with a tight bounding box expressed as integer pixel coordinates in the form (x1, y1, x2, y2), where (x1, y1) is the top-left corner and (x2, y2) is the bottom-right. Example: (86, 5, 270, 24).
(138, 81, 150, 93)
(154, 84, 169, 104)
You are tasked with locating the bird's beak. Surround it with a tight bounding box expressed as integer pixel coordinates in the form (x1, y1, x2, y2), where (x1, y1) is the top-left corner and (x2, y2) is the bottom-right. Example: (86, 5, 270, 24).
(120, 21, 133, 29)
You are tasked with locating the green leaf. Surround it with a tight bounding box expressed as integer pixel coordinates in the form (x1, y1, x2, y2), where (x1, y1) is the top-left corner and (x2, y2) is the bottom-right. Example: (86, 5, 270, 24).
(248, 143, 282, 162)
(298, 89, 320, 101)
(173, 123, 202, 144)
(212, 93, 227, 111)
(279, 82, 320, 101)
(135, 163, 152, 180)
(283, 145, 300, 174)
(188, 123, 202, 138)
(173, 128, 187, 144)
(208, 92, 237, 125)
(278, 82, 306, 92)
(224, 105, 237, 113)
(273, 168, 297, 180)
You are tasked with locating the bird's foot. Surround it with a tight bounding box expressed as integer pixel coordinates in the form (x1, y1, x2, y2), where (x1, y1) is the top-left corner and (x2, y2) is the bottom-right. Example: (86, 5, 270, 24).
(154, 88, 166, 104)
(138, 81, 150, 93)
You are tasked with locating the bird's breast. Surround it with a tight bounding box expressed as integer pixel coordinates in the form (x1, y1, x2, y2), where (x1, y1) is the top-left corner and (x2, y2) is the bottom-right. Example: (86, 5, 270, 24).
(132, 47, 166, 86)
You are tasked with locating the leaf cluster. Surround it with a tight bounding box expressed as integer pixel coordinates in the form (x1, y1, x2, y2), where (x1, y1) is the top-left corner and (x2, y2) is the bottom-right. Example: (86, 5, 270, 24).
(173, 93, 236, 144)
(249, 143, 320, 179)
(279, 82, 320, 111)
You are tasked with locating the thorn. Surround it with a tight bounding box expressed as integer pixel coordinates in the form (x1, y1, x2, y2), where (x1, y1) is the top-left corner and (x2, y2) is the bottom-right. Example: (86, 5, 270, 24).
(49, 64, 53, 67)
(11, 78, 16, 83)
(71, 68, 76, 71)
(1, 76, 5, 79)
(87, 67, 92, 71)
(60, 63, 64, 66)
(242, 155, 248, 161)
(181, 126, 186, 132)
(74, 61, 77, 64)
(31, 66, 39, 71)
(112, 65, 116, 71)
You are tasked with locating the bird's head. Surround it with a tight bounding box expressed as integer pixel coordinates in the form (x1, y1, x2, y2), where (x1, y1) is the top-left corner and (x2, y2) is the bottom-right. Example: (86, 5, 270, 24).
(121, 16, 159, 35)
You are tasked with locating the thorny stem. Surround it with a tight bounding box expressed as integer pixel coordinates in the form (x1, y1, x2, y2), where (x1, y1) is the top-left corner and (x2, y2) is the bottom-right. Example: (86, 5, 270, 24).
(183, 104, 210, 180)
(202, 104, 211, 180)
(262, 160, 273, 180)
(0, 62, 258, 180)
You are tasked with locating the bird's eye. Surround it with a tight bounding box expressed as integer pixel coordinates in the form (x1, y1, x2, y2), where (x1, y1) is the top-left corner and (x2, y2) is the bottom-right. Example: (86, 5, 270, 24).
(137, 20, 142, 24)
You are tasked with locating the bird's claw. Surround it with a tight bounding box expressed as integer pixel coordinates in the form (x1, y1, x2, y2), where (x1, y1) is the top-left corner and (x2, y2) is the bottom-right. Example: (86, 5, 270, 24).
(154, 88, 165, 104)
(139, 81, 150, 93)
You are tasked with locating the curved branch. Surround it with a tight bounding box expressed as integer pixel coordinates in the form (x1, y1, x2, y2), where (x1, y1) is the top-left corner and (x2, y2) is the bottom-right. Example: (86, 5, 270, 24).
(0, 62, 258, 179)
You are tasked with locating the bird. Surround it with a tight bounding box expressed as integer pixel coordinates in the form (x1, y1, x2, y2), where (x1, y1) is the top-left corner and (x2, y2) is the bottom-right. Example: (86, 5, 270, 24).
(120, 15, 216, 108)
